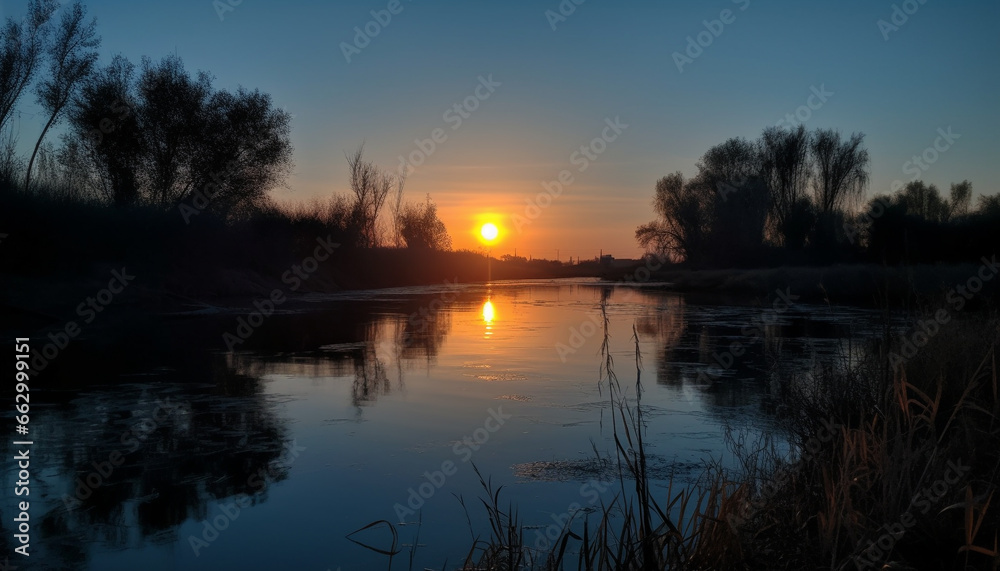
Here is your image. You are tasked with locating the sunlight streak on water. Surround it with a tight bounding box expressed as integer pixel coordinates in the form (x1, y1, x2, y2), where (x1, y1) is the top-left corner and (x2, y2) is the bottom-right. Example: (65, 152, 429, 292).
(482, 298, 495, 338)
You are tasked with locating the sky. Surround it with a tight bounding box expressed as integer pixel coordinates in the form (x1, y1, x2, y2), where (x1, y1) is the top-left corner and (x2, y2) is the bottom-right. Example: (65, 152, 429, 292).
(4, 0, 999, 259)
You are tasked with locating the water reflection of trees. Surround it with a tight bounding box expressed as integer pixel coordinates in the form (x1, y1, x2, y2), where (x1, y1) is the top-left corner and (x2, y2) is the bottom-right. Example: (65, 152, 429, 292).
(221, 294, 457, 407)
(634, 291, 863, 415)
(1, 355, 292, 570)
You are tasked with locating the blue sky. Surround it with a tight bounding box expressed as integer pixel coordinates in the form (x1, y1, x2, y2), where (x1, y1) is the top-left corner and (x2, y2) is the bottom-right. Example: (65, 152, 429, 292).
(4, 0, 999, 258)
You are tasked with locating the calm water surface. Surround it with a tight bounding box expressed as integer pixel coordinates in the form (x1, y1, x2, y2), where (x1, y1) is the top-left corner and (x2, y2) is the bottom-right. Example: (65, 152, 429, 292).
(2, 279, 886, 570)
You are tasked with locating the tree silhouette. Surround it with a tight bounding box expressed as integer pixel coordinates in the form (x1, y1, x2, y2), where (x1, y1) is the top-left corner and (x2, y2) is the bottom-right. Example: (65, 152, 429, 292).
(193, 85, 293, 216)
(0, 0, 56, 136)
(399, 194, 452, 250)
(345, 144, 393, 247)
(58, 53, 293, 213)
(948, 180, 972, 219)
(635, 171, 711, 263)
(24, 0, 100, 191)
(810, 129, 869, 214)
(66, 54, 141, 205)
(137, 54, 212, 205)
(897, 181, 948, 221)
(758, 125, 812, 245)
(638, 126, 877, 264)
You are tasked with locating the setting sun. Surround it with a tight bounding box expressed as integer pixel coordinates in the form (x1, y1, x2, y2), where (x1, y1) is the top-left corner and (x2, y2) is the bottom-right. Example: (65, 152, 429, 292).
(480, 223, 499, 242)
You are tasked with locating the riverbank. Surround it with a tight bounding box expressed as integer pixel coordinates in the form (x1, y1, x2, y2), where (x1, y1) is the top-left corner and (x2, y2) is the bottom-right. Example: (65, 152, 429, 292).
(0, 247, 609, 342)
(603, 261, 1000, 307)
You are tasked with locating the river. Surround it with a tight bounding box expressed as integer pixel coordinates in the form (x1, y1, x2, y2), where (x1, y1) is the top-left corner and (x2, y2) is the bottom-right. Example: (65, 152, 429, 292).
(1, 278, 888, 570)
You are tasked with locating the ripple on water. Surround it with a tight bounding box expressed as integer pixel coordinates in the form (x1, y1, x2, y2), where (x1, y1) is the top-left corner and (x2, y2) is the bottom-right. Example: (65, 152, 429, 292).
(511, 455, 701, 483)
(467, 371, 528, 382)
(496, 394, 532, 402)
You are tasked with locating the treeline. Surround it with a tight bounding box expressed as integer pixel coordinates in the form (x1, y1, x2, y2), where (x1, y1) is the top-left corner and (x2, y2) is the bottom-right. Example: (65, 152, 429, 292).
(637, 125, 999, 267)
(1, 0, 453, 270)
(862, 180, 999, 264)
(1, 1, 290, 216)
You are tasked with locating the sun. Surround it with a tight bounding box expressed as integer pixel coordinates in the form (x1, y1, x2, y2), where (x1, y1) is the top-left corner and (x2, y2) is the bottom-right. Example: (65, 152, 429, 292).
(480, 223, 499, 242)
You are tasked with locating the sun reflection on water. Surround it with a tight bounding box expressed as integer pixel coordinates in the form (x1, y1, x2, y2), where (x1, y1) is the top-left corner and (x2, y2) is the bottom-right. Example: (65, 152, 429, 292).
(482, 299, 495, 338)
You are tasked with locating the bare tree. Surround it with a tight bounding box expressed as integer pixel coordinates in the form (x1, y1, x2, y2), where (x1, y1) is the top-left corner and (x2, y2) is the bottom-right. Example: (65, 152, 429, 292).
(0, 128, 24, 187)
(698, 136, 757, 187)
(61, 53, 292, 212)
(346, 143, 395, 248)
(136, 54, 211, 205)
(810, 129, 869, 214)
(978, 194, 1000, 217)
(897, 180, 948, 222)
(389, 172, 406, 247)
(192, 86, 293, 217)
(399, 194, 451, 250)
(635, 172, 712, 263)
(0, 0, 57, 136)
(24, 1, 99, 191)
(66, 54, 141, 205)
(699, 137, 770, 252)
(947, 180, 972, 219)
(758, 125, 812, 244)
